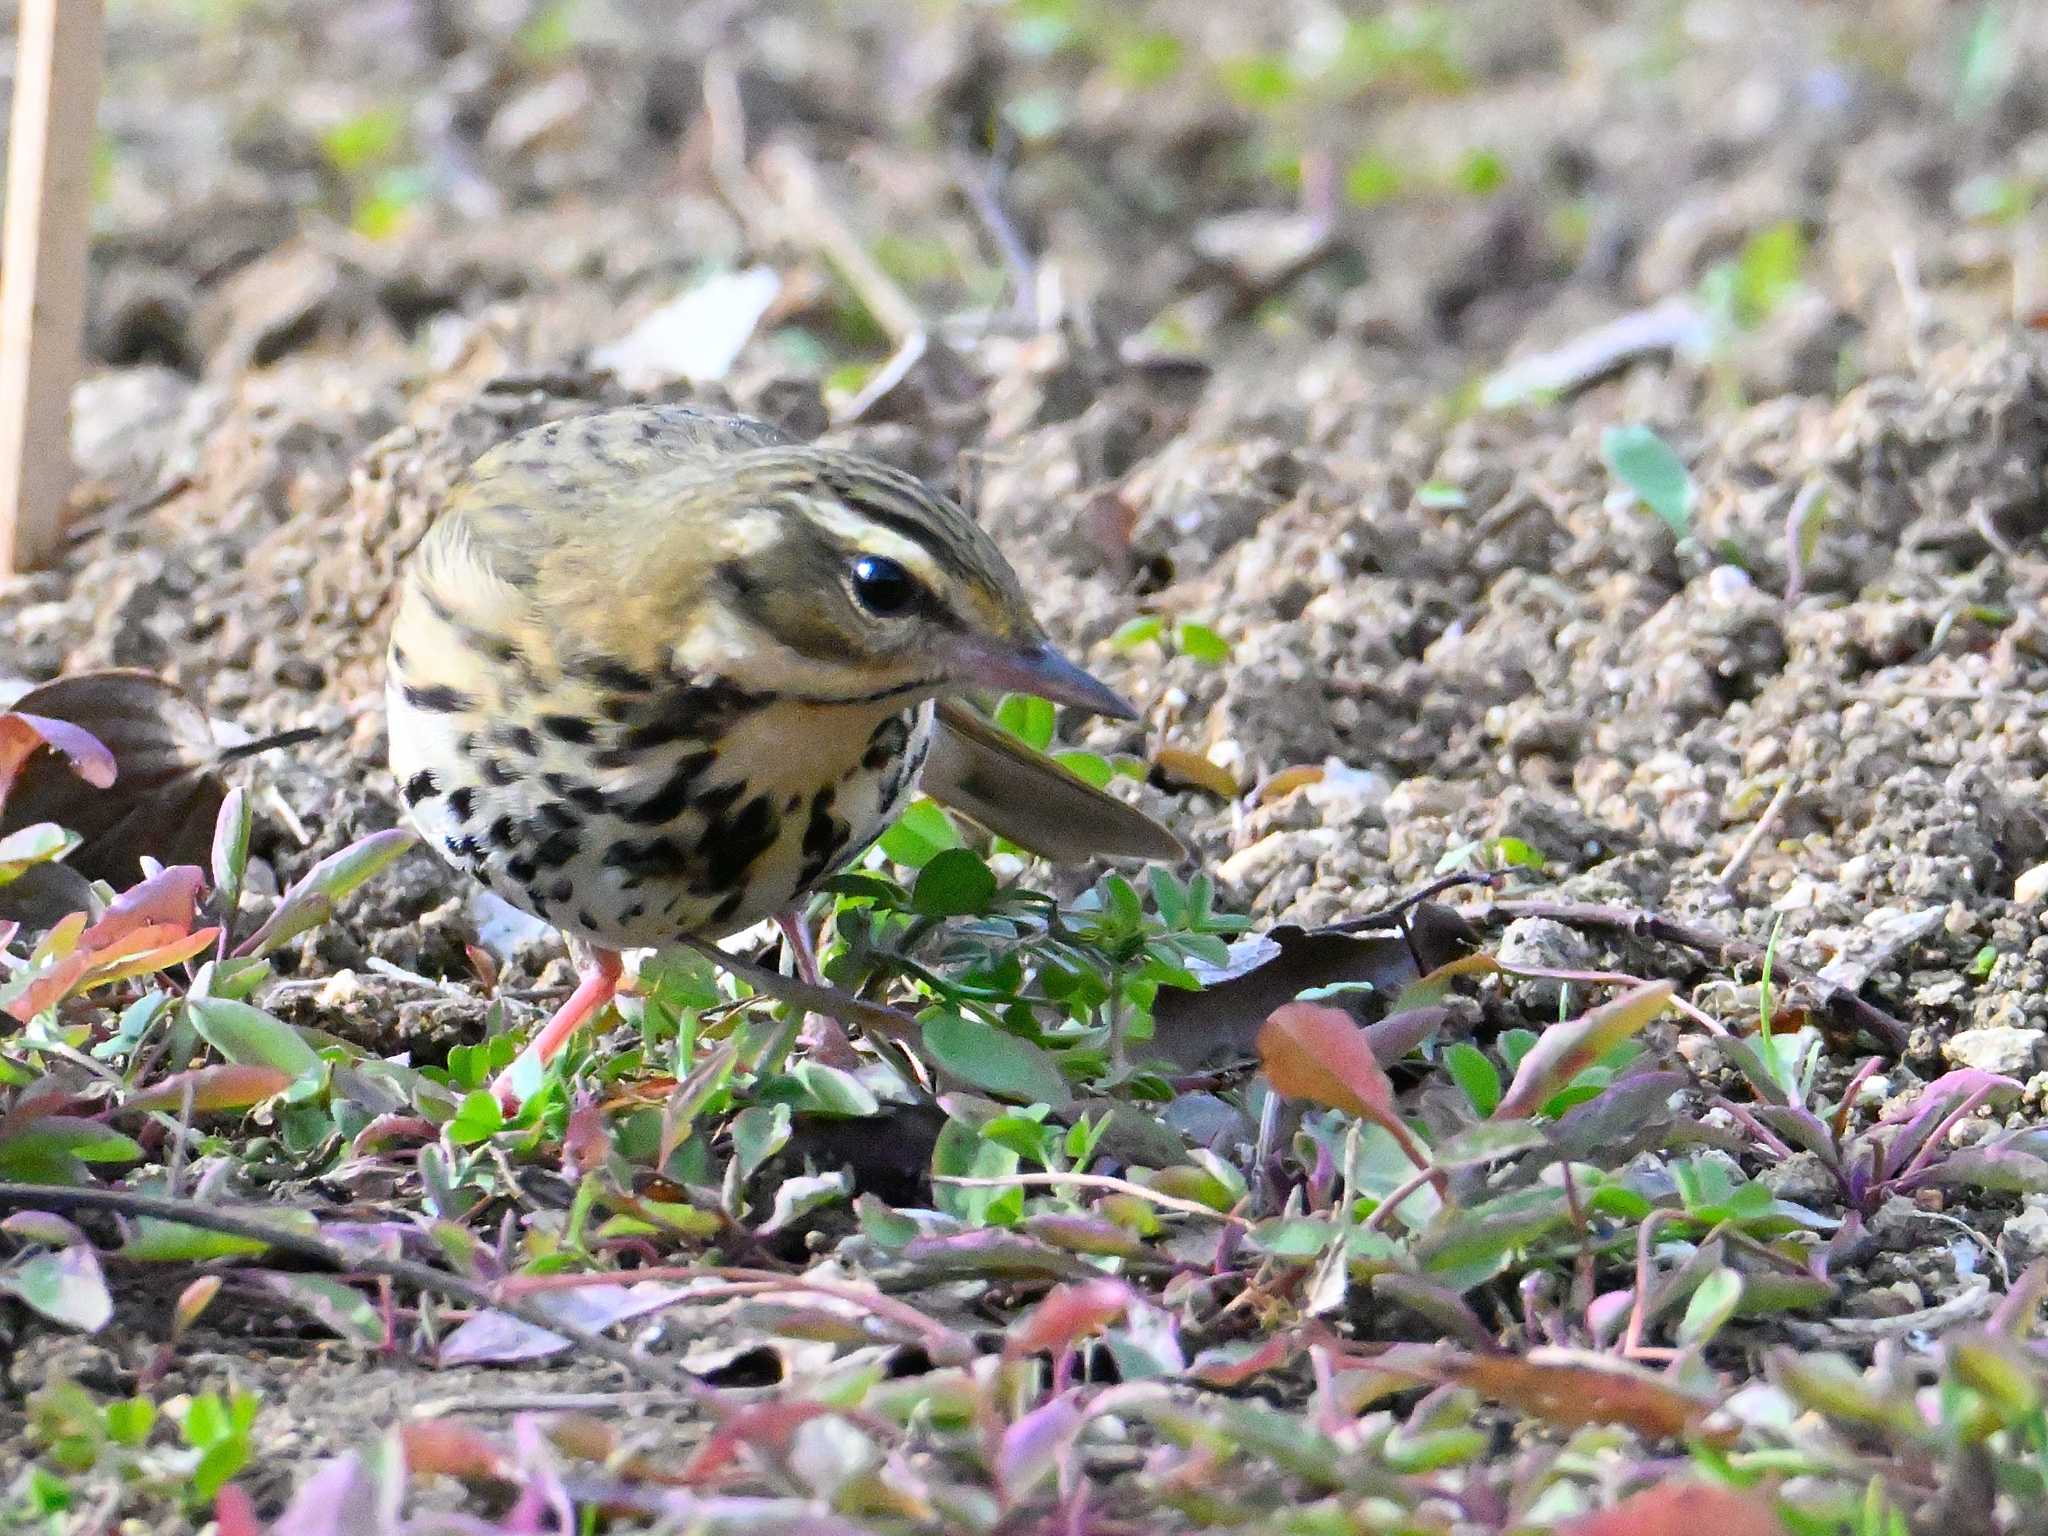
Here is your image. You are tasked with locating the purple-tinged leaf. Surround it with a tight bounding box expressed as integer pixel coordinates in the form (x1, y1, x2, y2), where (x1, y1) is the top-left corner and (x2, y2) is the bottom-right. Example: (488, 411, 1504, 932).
(1749, 1103, 1841, 1162)
(1882, 1068, 2021, 1128)
(0, 1210, 87, 1247)
(1187, 1333, 1301, 1387)
(1904, 1145, 2048, 1194)
(1372, 1275, 1495, 1351)
(1558, 1483, 1783, 1536)
(997, 1394, 1083, 1504)
(0, 712, 117, 807)
(1, 1243, 113, 1331)
(267, 1450, 399, 1536)
(1020, 1211, 1151, 1259)
(237, 828, 419, 958)
(1363, 1004, 1450, 1063)
(438, 1282, 687, 1364)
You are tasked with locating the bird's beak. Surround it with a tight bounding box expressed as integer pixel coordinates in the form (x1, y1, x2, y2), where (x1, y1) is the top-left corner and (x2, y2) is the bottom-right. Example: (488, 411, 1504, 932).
(949, 634, 1139, 720)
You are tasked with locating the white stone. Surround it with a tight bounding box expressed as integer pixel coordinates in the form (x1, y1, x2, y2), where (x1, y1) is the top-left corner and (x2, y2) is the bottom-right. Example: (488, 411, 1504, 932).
(1942, 1025, 2044, 1078)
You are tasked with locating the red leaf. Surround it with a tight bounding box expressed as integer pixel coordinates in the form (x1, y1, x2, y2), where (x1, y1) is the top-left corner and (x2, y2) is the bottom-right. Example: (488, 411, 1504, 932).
(213, 1483, 263, 1536)
(560, 1094, 610, 1181)
(83, 926, 220, 988)
(1492, 981, 1673, 1120)
(1258, 1003, 1433, 1170)
(681, 1401, 841, 1485)
(401, 1419, 512, 1482)
(1558, 1481, 1783, 1536)
(1188, 1331, 1303, 1387)
(80, 865, 205, 949)
(1448, 1348, 1717, 1440)
(1004, 1279, 1132, 1362)
(2, 950, 93, 1021)
(127, 1065, 293, 1115)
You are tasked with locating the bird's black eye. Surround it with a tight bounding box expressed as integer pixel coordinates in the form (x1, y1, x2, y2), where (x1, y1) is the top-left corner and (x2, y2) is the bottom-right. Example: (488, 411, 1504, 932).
(851, 555, 917, 616)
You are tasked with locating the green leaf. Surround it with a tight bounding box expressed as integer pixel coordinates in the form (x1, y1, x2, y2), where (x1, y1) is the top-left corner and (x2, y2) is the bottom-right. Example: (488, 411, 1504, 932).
(994, 693, 1057, 752)
(238, 827, 418, 957)
(1443, 1043, 1501, 1117)
(191, 1434, 251, 1503)
(447, 1090, 505, 1146)
(1416, 481, 1468, 509)
(1344, 151, 1404, 206)
(730, 1104, 791, 1182)
(1453, 148, 1507, 195)
(912, 848, 998, 917)
(923, 1012, 1071, 1106)
(1054, 750, 1114, 788)
(790, 1061, 880, 1117)
(319, 105, 406, 173)
(182, 1393, 229, 1448)
(186, 997, 323, 1080)
(102, 1397, 156, 1447)
(1111, 31, 1183, 87)
(123, 1207, 317, 1263)
(211, 788, 251, 918)
(878, 799, 961, 868)
(0, 1116, 143, 1169)
(1730, 221, 1805, 328)
(2, 1246, 112, 1332)
(1492, 981, 1672, 1121)
(0, 821, 77, 883)
(1108, 615, 1165, 651)
(1430, 1118, 1544, 1170)
(1173, 621, 1232, 665)
(257, 1273, 384, 1345)
(1600, 424, 1695, 541)
(933, 1118, 1022, 1225)
(1218, 51, 1296, 108)
(1678, 1266, 1745, 1347)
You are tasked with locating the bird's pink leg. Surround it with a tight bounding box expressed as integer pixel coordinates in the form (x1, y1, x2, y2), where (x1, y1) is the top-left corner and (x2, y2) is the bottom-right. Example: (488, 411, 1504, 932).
(776, 910, 860, 1068)
(491, 945, 624, 1107)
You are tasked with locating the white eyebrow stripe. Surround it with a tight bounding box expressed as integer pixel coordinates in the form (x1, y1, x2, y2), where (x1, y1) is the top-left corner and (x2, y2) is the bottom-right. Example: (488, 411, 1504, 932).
(800, 500, 947, 590)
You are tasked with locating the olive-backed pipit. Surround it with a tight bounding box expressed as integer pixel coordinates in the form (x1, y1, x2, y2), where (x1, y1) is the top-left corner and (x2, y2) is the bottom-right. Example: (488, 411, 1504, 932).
(386, 406, 1180, 1100)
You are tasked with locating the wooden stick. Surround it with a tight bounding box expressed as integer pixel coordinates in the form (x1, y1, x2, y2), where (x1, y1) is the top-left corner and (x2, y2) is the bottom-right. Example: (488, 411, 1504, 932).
(0, 0, 104, 573)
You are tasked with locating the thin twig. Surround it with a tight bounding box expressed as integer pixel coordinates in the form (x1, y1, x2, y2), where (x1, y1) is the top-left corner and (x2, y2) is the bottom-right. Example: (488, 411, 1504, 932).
(1320, 870, 1499, 934)
(758, 145, 922, 343)
(682, 935, 919, 1044)
(0, 1182, 717, 1399)
(950, 146, 1039, 328)
(1462, 898, 1910, 1054)
(1781, 479, 1826, 603)
(934, 1171, 1250, 1227)
(1716, 778, 1794, 891)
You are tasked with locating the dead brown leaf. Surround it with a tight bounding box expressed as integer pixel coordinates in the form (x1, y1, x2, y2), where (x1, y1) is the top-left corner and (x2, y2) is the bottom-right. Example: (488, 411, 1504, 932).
(0, 670, 321, 888)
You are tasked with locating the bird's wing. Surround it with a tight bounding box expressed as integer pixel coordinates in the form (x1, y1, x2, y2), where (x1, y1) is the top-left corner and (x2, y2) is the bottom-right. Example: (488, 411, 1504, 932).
(922, 700, 1186, 864)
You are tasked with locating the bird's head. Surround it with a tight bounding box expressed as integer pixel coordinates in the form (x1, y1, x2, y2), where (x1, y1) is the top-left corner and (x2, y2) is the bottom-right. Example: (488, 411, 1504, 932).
(665, 447, 1136, 718)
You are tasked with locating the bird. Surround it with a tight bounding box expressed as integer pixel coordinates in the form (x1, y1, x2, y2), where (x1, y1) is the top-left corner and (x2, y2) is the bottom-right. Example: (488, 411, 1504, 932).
(384, 404, 1183, 1103)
